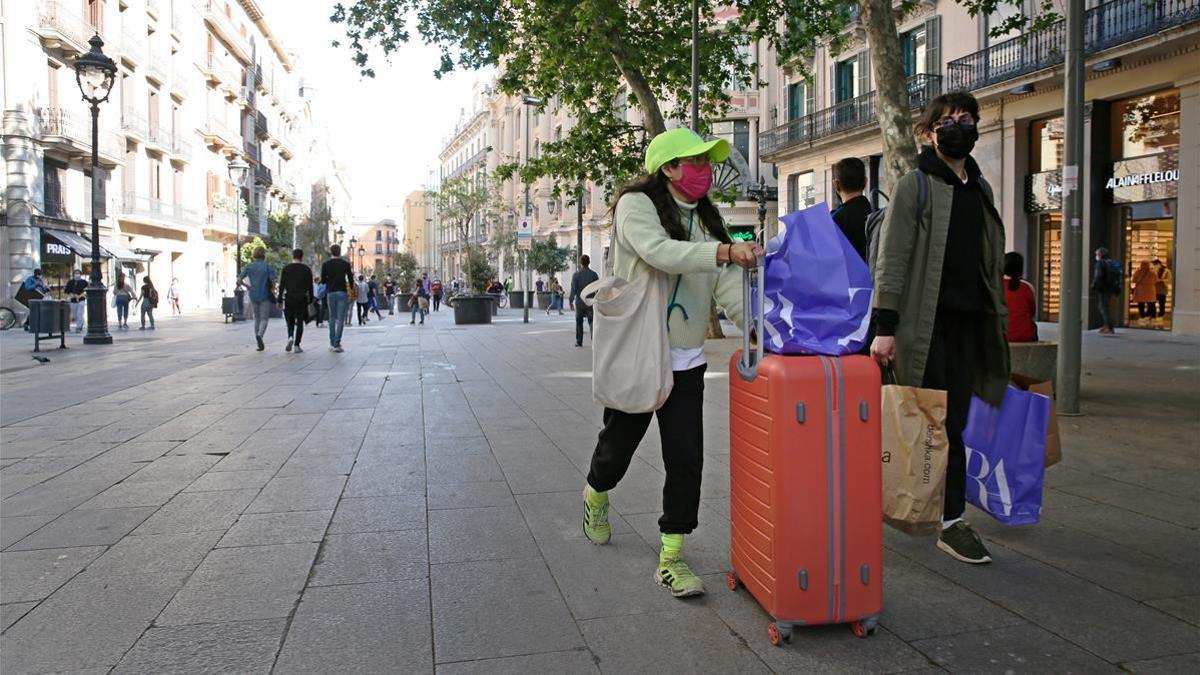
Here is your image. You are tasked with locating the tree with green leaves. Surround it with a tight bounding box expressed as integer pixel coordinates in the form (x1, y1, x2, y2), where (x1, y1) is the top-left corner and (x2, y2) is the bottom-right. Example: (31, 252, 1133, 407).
(426, 173, 503, 293)
(527, 234, 573, 278)
(393, 250, 419, 293)
(488, 221, 520, 282)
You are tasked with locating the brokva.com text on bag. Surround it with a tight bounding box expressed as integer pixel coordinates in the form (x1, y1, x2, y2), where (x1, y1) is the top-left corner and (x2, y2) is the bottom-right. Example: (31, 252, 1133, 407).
(881, 380, 949, 536)
(582, 264, 672, 414)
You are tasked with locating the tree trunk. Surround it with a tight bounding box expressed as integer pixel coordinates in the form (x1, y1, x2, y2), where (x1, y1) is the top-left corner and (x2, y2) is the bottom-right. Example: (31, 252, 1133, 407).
(861, 0, 919, 193)
(611, 53, 666, 136)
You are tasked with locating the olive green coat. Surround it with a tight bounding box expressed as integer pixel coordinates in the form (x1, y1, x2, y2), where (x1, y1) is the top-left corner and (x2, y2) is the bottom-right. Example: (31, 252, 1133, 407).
(872, 169, 1011, 406)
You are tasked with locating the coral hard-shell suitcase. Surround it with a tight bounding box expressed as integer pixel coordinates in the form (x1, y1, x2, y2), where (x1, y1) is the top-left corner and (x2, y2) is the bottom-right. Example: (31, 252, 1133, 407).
(727, 266, 883, 646)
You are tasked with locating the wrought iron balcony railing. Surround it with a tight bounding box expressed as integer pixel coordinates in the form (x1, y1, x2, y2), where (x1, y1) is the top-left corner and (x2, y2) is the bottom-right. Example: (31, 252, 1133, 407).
(759, 74, 942, 157)
(122, 192, 200, 226)
(35, 1, 92, 54)
(255, 163, 273, 186)
(947, 0, 1200, 92)
(121, 108, 149, 138)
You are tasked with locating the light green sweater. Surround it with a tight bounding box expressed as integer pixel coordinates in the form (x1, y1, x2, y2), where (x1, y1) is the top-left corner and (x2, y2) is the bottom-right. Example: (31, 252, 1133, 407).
(612, 192, 744, 349)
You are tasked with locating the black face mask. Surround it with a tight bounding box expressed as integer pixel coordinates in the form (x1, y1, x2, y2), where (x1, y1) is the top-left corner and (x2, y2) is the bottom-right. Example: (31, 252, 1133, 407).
(935, 124, 979, 159)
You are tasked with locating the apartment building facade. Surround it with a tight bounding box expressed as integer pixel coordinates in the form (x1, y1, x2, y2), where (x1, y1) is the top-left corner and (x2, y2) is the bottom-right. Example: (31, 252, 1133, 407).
(2, 0, 347, 314)
(349, 218, 397, 278)
(758, 0, 1199, 335)
(401, 191, 433, 275)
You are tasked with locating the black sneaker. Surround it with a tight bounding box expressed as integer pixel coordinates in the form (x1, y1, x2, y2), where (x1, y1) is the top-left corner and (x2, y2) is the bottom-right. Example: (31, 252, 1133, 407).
(937, 522, 992, 564)
(256, 335, 265, 351)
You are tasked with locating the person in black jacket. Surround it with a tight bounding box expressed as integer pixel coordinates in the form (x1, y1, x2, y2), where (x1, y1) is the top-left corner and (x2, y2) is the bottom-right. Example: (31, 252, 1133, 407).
(830, 157, 871, 263)
(568, 255, 599, 347)
(64, 269, 89, 333)
(279, 248, 314, 353)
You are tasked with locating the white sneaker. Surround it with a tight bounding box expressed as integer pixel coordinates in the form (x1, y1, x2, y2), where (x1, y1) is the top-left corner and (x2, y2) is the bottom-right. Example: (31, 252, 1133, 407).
(333, 345, 344, 353)
(293, 344, 303, 353)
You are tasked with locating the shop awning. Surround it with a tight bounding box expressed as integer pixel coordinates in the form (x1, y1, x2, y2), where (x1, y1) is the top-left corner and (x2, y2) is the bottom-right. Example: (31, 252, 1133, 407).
(100, 239, 149, 261)
(43, 229, 104, 258)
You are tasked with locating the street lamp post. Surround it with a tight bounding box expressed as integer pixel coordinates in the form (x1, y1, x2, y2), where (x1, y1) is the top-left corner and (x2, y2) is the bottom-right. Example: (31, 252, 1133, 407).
(74, 34, 117, 345)
(358, 246, 365, 275)
(228, 156, 250, 318)
(349, 236, 358, 273)
(521, 95, 543, 324)
(747, 176, 778, 245)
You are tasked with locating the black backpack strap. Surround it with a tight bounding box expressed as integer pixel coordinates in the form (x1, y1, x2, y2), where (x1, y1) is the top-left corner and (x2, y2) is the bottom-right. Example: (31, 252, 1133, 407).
(914, 169, 928, 223)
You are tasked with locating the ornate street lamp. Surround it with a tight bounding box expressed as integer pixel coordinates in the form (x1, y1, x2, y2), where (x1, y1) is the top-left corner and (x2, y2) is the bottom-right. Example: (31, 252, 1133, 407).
(348, 236, 357, 272)
(357, 246, 365, 274)
(74, 34, 117, 345)
(227, 156, 250, 316)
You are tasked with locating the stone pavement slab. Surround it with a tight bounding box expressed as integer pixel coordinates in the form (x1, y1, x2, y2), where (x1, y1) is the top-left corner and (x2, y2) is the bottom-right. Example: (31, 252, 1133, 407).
(2, 309, 1196, 674)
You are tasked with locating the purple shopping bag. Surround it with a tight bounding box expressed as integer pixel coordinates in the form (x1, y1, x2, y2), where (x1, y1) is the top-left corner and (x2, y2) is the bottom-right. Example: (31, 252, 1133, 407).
(757, 204, 872, 355)
(962, 386, 1050, 525)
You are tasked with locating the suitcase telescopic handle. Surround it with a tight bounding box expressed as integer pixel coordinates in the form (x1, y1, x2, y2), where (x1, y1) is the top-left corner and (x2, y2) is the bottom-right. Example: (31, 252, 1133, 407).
(737, 258, 765, 382)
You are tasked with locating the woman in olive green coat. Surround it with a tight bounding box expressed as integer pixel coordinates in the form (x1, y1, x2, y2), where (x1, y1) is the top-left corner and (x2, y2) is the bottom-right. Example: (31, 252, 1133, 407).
(871, 92, 1010, 565)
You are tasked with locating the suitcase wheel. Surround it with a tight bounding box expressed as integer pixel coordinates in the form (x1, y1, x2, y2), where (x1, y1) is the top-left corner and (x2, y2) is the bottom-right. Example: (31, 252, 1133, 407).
(851, 618, 878, 638)
(768, 622, 792, 646)
(725, 572, 740, 592)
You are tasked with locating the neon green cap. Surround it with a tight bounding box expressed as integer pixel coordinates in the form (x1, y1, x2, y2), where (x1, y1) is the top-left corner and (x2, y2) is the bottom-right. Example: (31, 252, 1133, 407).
(644, 128, 731, 174)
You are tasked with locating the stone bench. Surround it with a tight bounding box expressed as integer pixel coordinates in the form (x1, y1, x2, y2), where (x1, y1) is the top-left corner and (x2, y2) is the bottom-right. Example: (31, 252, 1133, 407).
(1009, 341, 1058, 384)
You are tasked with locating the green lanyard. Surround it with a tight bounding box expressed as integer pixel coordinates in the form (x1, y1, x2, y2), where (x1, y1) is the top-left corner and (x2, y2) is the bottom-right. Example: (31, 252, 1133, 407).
(665, 210, 695, 330)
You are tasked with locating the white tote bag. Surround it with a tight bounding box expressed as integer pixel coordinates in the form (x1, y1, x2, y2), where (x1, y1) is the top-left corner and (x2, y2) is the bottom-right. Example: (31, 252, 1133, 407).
(582, 262, 673, 414)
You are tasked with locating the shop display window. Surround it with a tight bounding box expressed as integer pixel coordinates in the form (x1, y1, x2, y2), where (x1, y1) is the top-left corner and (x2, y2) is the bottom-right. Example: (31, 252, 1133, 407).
(1031, 117, 1065, 173)
(1037, 213, 1062, 322)
(1122, 201, 1175, 331)
(1112, 90, 1180, 160)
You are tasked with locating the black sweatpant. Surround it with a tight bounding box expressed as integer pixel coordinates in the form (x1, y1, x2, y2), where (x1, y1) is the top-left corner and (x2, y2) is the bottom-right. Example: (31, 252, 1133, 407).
(575, 305, 594, 346)
(921, 311, 983, 521)
(284, 301, 307, 345)
(357, 303, 368, 324)
(586, 364, 706, 534)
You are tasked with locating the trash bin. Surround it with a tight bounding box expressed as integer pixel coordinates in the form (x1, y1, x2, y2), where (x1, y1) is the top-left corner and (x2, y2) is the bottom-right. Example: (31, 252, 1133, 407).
(30, 299, 69, 351)
(222, 297, 243, 322)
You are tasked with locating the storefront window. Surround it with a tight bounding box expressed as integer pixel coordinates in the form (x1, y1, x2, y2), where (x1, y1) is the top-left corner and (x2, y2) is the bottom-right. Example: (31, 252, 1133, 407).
(1112, 90, 1180, 160)
(1122, 201, 1175, 330)
(1037, 213, 1062, 321)
(1030, 117, 1064, 173)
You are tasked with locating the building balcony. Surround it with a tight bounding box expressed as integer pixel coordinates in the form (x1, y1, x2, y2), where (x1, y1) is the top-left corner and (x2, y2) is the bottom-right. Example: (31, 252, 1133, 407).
(947, 0, 1200, 93)
(121, 108, 149, 140)
(269, 129, 293, 159)
(236, 85, 255, 110)
(120, 192, 199, 229)
(146, 56, 169, 85)
(200, 53, 225, 85)
(121, 28, 145, 66)
(201, 117, 238, 152)
(145, 123, 171, 152)
(759, 74, 942, 159)
(36, 108, 123, 166)
(255, 162, 272, 187)
(445, 148, 489, 180)
(170, 69, 192, 99)
(200, 0, 251, 63)
(34, 1, 93, 56)
(170, 135, 193, 161)
(254, 110, 269, 139)
(244, 140, 260, 163)
(253, 63, 265, 92)
(206, 207, 237, 230)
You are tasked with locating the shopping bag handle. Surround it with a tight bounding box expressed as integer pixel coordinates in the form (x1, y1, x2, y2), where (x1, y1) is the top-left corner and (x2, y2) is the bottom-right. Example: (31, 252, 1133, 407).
(737, 258, 766, 382)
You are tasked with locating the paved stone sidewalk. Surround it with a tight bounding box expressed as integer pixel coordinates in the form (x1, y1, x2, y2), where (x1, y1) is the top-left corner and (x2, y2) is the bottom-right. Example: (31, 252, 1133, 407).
(1, 307, 1197, 674)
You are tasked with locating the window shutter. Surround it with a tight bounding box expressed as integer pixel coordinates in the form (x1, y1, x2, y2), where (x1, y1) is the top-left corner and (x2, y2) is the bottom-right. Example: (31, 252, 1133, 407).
(805, 81, 814, 118)
(926, 16, 942, 76)
(858, 50, 871, 96)
(828, 63, 836, 105)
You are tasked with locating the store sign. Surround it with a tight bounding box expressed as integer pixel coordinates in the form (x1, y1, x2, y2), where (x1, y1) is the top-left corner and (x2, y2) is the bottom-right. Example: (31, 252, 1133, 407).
(1109, 151, 1179, 204)
(1024, 169, 1062, 213)
(41, 233, 74, 264)
(1105, 169, 1179, 190)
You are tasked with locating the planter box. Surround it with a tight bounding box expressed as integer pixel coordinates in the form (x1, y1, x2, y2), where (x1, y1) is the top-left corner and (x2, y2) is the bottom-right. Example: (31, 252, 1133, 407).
(508, 291, 525, 309)
(536, 292, 551, 310)
(453, 295, 493, 325)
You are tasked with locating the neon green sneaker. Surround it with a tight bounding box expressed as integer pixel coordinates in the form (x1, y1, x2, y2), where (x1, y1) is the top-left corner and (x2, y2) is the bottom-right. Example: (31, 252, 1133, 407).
(582, 485, 611, 545)
(655, 555, 706, 597)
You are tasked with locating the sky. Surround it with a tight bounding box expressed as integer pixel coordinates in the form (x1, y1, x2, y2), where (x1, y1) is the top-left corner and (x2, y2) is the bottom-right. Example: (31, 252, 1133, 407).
(259, 0, 490, 220)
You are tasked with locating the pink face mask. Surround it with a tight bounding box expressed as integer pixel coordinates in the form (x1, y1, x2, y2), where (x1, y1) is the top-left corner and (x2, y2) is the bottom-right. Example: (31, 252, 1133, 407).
(671, 162, 713, 202)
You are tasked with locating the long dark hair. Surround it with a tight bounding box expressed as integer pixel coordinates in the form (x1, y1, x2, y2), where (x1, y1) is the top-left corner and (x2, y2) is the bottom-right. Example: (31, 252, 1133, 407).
(610, 168, 731, 244)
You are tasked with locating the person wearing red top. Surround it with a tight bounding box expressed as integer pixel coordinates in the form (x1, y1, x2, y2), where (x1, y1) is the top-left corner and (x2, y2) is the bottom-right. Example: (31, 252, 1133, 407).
(1004, 252, 1038, 342)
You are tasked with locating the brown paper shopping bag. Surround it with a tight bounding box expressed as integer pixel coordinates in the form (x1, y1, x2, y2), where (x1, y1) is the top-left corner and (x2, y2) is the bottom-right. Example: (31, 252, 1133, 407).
(1010, 374, 1061, 467)
(881, 383, 950, 536)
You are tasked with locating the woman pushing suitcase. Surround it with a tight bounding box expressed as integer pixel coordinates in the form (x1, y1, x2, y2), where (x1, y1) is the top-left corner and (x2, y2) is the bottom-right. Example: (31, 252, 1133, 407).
(581, 128, 763, 597)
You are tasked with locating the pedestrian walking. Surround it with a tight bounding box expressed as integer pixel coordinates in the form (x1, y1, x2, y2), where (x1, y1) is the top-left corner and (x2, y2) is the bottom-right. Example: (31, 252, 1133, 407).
(384, 275, 396, 314)
(580, 128, 762, 598)
(368, 275, 385, 320)
(64, 269, 88, 333)
(355, 275, 370, 325)
(431, 278, 443, 311)
(111, 273, 135, 329)
(535, 277, 545, 293)
(1131, 260, 1158, 320)
(320, 244, 354, 352)
(138, 276, 158, 330)
(1091, 247, 1120, 335)
(1004, 252, 1038, 343)
(830, 157, 871, 263)
(278, 248, 314, 353)
(239, 247, 277, 351)
(1152, 259, 1172, 318)
(569, 255, 599, 347)
(547, 276, 564, 315)
(167, 278, 182, 315)
(409, 281, 428, 325)
(870, 91, 1010, 565)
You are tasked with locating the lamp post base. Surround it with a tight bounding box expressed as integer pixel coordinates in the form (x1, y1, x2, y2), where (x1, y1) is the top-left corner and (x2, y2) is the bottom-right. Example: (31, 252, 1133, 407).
(83, 283, 112, 344)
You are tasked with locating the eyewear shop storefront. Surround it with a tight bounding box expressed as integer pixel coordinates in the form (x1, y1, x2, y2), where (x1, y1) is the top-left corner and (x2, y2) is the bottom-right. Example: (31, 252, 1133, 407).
(1024, 89, 1182, 331)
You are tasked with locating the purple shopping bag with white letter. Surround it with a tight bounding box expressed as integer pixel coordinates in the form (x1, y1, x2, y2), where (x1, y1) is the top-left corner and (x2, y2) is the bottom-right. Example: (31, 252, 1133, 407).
(962, 386, 1050, 525)
(757, 204, 872, 355)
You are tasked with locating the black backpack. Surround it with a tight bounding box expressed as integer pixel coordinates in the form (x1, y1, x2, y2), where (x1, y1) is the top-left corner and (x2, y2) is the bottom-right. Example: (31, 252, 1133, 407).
(1103, 258, 1123, 293)
(866, 170, 929, 275)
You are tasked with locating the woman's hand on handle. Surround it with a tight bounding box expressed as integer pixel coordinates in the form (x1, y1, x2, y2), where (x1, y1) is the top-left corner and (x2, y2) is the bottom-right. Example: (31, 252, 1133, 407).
(871, 336, 895, 368)
(730, 242, 765, 269)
